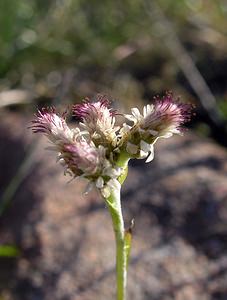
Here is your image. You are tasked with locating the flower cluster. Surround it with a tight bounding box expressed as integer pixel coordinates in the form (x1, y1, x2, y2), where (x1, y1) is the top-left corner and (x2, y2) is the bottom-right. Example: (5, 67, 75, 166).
(31, 93, 192, 197)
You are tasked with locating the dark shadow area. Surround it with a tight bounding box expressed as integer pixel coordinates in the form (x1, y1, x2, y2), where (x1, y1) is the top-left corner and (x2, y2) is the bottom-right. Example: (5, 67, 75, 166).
(0, 117, 44, 299)
(182, 197, 227, 259)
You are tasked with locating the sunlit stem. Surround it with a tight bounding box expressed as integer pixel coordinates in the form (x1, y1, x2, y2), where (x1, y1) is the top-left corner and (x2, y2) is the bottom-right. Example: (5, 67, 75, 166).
(116, 150, 130, 185)
(105, 152, 132, 300)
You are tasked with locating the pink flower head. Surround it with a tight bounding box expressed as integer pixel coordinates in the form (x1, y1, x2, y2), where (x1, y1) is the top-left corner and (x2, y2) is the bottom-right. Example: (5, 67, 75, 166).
(73, 94, 116, 120)
(72, 94, 119, 146)
(31, 107, 103, 177)
(142, 93, 192, 136)
(122, 92, 193, 162)
(61, 139, 121, 195)
(125, 92, 192, 138)
(62, 141, 105, 177)
(30, 107, 73, 143)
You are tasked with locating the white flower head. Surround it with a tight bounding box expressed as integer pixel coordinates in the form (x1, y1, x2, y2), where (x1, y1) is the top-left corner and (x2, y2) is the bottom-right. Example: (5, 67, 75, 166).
(72, 94, 120, 146)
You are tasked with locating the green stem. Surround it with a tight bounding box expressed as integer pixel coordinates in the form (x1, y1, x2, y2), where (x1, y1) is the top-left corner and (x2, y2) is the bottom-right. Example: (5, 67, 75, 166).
(106, 182, 127, 300)
(116, 151, 130, 185)
(105, 152, 132, 300)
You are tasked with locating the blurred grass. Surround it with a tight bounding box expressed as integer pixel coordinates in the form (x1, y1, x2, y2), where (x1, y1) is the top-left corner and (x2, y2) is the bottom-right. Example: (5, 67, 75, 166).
(0, 141, 36, 216)
(0, 0, 226, 103)
(0, 0, 226, 139)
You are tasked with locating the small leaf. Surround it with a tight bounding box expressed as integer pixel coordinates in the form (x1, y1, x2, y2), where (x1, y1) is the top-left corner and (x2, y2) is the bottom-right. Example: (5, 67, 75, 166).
(125, 219, 134, 268)
(0, 245, 20, 257)
(118, 166, 128, 185)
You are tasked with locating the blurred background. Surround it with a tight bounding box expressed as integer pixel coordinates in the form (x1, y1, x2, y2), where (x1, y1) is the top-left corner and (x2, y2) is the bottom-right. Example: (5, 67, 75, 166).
(0, 0, 227, 299)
